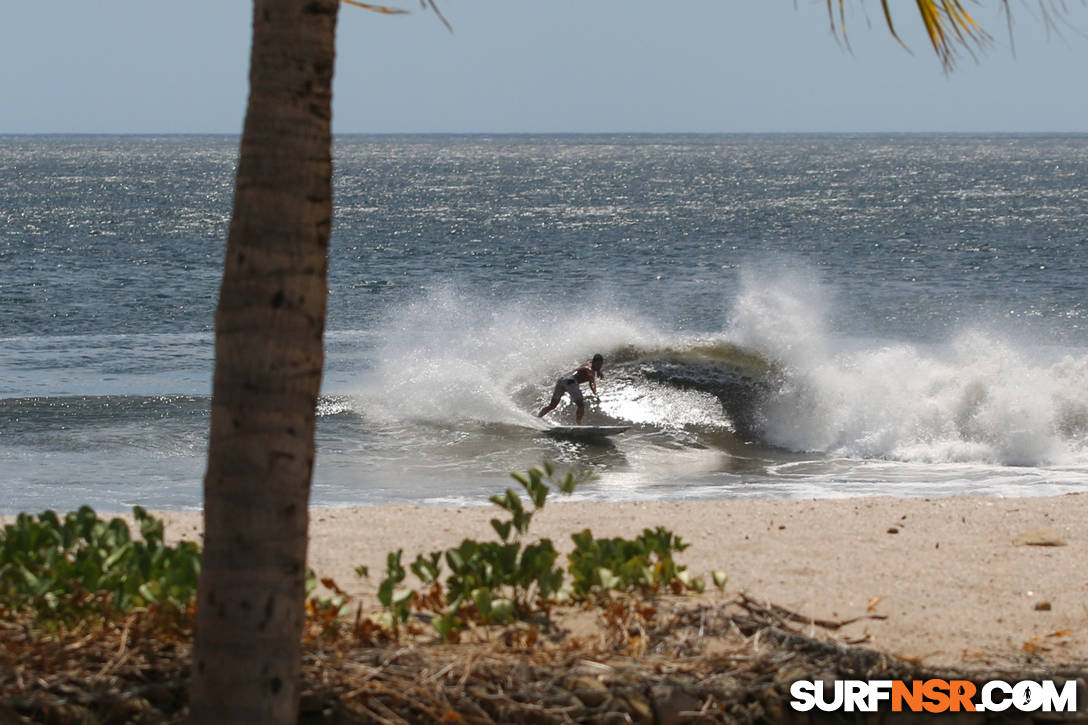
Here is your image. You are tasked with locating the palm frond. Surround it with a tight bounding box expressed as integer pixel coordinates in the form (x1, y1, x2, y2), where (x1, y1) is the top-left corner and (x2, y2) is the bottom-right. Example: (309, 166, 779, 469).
(339, 0, 452, 33)
(340, 0, 410, 15)
(829, 0, 1006, 70)
(420, 0, 453, 33)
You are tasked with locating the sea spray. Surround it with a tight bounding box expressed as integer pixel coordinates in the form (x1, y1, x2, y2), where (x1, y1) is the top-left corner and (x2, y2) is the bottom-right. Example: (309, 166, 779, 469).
(355, 285, 664, 425)
(727, 273, 1088, 467)
(727, 268, 832, 362)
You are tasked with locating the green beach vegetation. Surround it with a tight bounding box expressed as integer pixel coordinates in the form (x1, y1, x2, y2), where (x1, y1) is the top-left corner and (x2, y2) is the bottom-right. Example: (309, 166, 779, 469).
(0, 506, 200, 626)
(1, 466, 740, 721)
(0, 465, 721, 639)
(362, 464, 725, 640)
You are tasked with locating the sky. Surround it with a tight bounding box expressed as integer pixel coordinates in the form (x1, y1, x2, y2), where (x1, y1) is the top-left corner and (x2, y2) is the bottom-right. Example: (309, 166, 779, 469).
(2, 1, 1087, 134)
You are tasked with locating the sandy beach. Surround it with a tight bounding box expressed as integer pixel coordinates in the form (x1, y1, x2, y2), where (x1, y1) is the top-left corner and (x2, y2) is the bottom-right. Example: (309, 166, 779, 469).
(138, 492, 1088, 669)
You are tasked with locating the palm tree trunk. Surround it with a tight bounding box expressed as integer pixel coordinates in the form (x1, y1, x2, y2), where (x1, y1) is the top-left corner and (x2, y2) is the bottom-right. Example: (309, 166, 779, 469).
(189, 0, 338, 722)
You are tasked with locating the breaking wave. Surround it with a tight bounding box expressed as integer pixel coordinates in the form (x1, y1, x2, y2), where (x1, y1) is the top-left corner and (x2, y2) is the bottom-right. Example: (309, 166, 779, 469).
(350, 278, 1088, 470)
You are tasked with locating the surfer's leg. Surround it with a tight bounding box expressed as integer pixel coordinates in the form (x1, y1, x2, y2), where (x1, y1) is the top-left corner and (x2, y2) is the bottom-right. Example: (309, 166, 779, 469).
(569, 385, 585, 425)
(538, 379, 565, 417)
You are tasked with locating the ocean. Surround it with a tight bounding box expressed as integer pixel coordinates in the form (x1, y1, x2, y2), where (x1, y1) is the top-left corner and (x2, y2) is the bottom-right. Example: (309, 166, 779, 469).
(2, 134, 1087, 514)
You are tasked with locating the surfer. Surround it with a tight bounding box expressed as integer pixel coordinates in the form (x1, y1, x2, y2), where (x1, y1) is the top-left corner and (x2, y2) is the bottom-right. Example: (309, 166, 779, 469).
(537, 354, 604, 425)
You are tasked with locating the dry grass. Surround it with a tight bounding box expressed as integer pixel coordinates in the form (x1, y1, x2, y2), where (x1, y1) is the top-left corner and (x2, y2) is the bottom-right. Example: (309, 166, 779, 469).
(3, 596, 1086, 724)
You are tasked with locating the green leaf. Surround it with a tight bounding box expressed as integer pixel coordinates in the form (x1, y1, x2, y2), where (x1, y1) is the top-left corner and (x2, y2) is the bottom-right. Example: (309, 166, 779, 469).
(597, 567, 620, 590)
(102, 541, 134, 572)
(472, 587, 492, 618)
(571, 529, 594, 550)
(490, 518, 512, 541)
(138, 580, 163, 604)
(17, 565, 42, 591)
(135, 506, 164, 547)
(489, 597, 514, 622)
(505, 491, 525, 517)
(433, 611, 461, 639)
(385, 549, 406, 583)
(377, 578, 394, 608)
(528, 478, 548, 509)
(528, 466, 544, 491)
(410, 551, 442, 583)
(512, 509, 532, 536)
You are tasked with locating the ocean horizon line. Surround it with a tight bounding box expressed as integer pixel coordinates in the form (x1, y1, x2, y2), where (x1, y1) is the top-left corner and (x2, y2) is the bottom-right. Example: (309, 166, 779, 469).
(3, 130, 1088, 139)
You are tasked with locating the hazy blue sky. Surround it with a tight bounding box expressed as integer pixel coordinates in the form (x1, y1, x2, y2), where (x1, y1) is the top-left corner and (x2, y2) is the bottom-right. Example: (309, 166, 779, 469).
(2, 1, 1086, 134)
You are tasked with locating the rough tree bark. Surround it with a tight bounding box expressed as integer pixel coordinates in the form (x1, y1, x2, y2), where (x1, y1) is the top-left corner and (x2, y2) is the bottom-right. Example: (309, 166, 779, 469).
(188, 0, 339, 722)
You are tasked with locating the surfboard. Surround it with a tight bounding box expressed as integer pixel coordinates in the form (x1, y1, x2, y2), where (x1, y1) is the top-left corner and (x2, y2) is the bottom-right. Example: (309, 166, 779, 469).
(544, 425, 629, 440)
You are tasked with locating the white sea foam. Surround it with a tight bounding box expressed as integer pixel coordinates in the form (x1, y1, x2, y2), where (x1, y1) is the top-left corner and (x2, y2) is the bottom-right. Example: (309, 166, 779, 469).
(728, 270, 1088, 467)
(354, 285, 665, 426)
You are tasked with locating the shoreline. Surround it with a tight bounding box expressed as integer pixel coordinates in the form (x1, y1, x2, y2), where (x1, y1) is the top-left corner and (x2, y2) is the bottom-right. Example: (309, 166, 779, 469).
(5, 492, 1085, 668)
